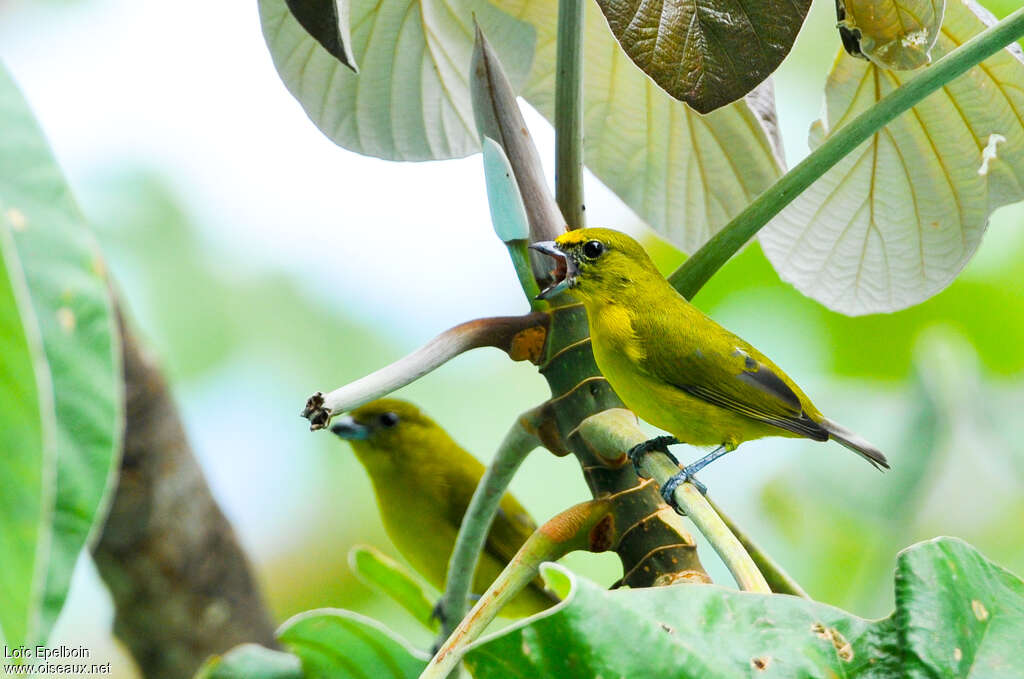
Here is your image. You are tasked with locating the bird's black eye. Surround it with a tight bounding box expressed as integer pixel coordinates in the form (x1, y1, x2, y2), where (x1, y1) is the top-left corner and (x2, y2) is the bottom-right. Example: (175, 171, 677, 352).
(583, 240, 605, 259)
(378, 412, 399, 428)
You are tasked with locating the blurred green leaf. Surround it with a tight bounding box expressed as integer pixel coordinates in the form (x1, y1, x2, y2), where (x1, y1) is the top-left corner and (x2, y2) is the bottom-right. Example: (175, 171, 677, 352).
(196, 644, 304, 679)
(0, 221, 55, 649)
(285, 0, 358, 71)
(837, 0, 944, 70)
(278, 609, 429, 678)
(259, 0, 535, 160)
(0, 62, 122, 643)
(594, 0, 811, 113)
(349, 545, 437, 630)
(761, 0, 1024, 315)
(465, 541, 1023, 678)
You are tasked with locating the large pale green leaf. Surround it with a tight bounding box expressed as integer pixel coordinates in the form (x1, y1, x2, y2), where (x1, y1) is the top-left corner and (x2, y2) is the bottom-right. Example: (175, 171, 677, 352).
(509, 0, 784, 253)
(0, 63, 123, 642)
(0, 220, 55, 649)
(837, 0, 945, 70)
(461, 538, 1024, 678)
(259, 0, 535, 161)
(593, 0, 812, 113)
(278, 609, 429, 679)
(761, 0, 1024, 315)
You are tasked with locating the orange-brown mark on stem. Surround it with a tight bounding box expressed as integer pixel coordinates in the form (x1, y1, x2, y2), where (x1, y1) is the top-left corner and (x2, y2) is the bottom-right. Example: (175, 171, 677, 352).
(539, 500, 611, 544)
(508, 325, 548, 363)
(589, 514, 616, 552)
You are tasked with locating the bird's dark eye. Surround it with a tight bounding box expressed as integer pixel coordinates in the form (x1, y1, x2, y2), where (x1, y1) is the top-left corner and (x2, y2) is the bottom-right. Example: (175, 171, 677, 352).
(378, 412, 399, 428)
(583, 240, 605, 259)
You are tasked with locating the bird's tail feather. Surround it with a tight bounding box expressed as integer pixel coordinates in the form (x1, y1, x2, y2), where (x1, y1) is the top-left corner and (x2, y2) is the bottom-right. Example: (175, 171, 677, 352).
(820, 418, 890, 470)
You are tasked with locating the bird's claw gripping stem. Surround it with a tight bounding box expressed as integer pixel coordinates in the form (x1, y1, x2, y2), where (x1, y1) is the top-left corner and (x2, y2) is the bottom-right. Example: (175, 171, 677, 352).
(628, 435, 680, 476)
(661, 467, 708, 508)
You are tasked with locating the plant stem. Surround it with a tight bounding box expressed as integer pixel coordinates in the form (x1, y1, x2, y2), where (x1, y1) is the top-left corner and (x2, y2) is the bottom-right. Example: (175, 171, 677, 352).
(554, 0, 585, 229)
(437, 414, 539, 638)
(668, 5, 1024, 298)
(707, 498, 809, 598)
(577, 409, 769, 593)
(425, 500, 612, 679)
(638, 453, 771, 593)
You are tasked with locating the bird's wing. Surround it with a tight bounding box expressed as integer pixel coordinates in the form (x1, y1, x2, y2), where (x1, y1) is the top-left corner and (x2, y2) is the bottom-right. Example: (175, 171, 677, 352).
(639, 310, 828, 441)
(441, 466, 537, 566)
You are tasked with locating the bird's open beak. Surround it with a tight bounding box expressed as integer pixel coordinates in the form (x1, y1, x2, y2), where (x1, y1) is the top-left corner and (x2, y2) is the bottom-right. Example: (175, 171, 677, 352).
(530, 241, 575, 300)
(330, 415, 370, 440)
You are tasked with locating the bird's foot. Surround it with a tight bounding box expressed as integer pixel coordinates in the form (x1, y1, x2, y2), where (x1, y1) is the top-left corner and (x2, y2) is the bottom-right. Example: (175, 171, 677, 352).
(628, 435, 680, 476)
(660, 466, 708, 509)
(430, 600, 448, 628)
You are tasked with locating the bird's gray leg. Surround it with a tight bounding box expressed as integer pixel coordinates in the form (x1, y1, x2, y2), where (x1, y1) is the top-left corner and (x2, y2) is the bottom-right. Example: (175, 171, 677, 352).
(628, 435, 680, 475)
(660, 444, 733, 502)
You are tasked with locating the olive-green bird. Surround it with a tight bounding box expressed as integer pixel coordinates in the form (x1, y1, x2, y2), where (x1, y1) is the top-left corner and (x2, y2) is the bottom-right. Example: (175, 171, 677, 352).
(330, 399, 556, 617)
(531, 228, 888, 501)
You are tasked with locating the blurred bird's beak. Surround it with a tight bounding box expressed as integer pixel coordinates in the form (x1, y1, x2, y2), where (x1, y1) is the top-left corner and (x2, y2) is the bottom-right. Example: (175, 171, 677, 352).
(530, 241, 574, 300)
(330, 415, 370, 440)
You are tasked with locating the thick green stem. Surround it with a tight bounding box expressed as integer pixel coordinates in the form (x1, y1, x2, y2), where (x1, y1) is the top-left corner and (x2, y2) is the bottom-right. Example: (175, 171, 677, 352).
(554, 0, 585, 229)
(578, 410, 769, 593)
(424, 500, 612, 679)
(639, 453, 770, 593)
(437, 414, 539, 638)
(707, 498, 809, 598)
(668, 6, 1024, 298)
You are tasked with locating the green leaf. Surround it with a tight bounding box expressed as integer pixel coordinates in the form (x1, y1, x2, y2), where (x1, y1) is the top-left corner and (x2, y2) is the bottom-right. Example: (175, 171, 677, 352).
(195, 644, 304, 679)
(761, 0, 1024, 315)
(259, 0, 535, 160)
(465, 563, 876, 678)
(896, 537, 1024, 678)
(348, 545, 437, 630)
(463, 539, 1024, 678)
(514, 0, 785, 253)
(0, 219, 56, 649)
(0, 62, 123, 643)
(499, 0, 778, 255)
(592, 0, 811, 113)
(837, 0, 945, 70)
(285, 0, 359, 72)
(278, 609, 429, 679)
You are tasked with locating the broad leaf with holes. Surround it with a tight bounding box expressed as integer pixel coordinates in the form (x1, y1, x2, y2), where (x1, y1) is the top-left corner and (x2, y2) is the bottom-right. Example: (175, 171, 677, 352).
(837, 0, 945, 70)
(460, 538, 1022, 678)
(761, 0, 1024, 315)
(0, 63, 122, 644)
(259, 0, 534, 160)
(591, 0, 811, 113)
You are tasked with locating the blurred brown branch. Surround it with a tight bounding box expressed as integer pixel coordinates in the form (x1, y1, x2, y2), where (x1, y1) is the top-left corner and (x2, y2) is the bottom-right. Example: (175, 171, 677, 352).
(92, 304, 278, 678)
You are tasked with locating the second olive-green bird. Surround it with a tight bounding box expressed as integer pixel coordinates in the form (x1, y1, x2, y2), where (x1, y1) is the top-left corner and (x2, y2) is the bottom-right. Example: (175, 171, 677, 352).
(330, 399, 556, 617)
(531, 228, 888, 500)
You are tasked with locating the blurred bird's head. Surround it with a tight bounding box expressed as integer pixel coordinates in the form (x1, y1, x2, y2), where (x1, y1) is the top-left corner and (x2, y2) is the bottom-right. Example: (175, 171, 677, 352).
(330, 398, 443, 462)
(530, 228, 660, 303)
